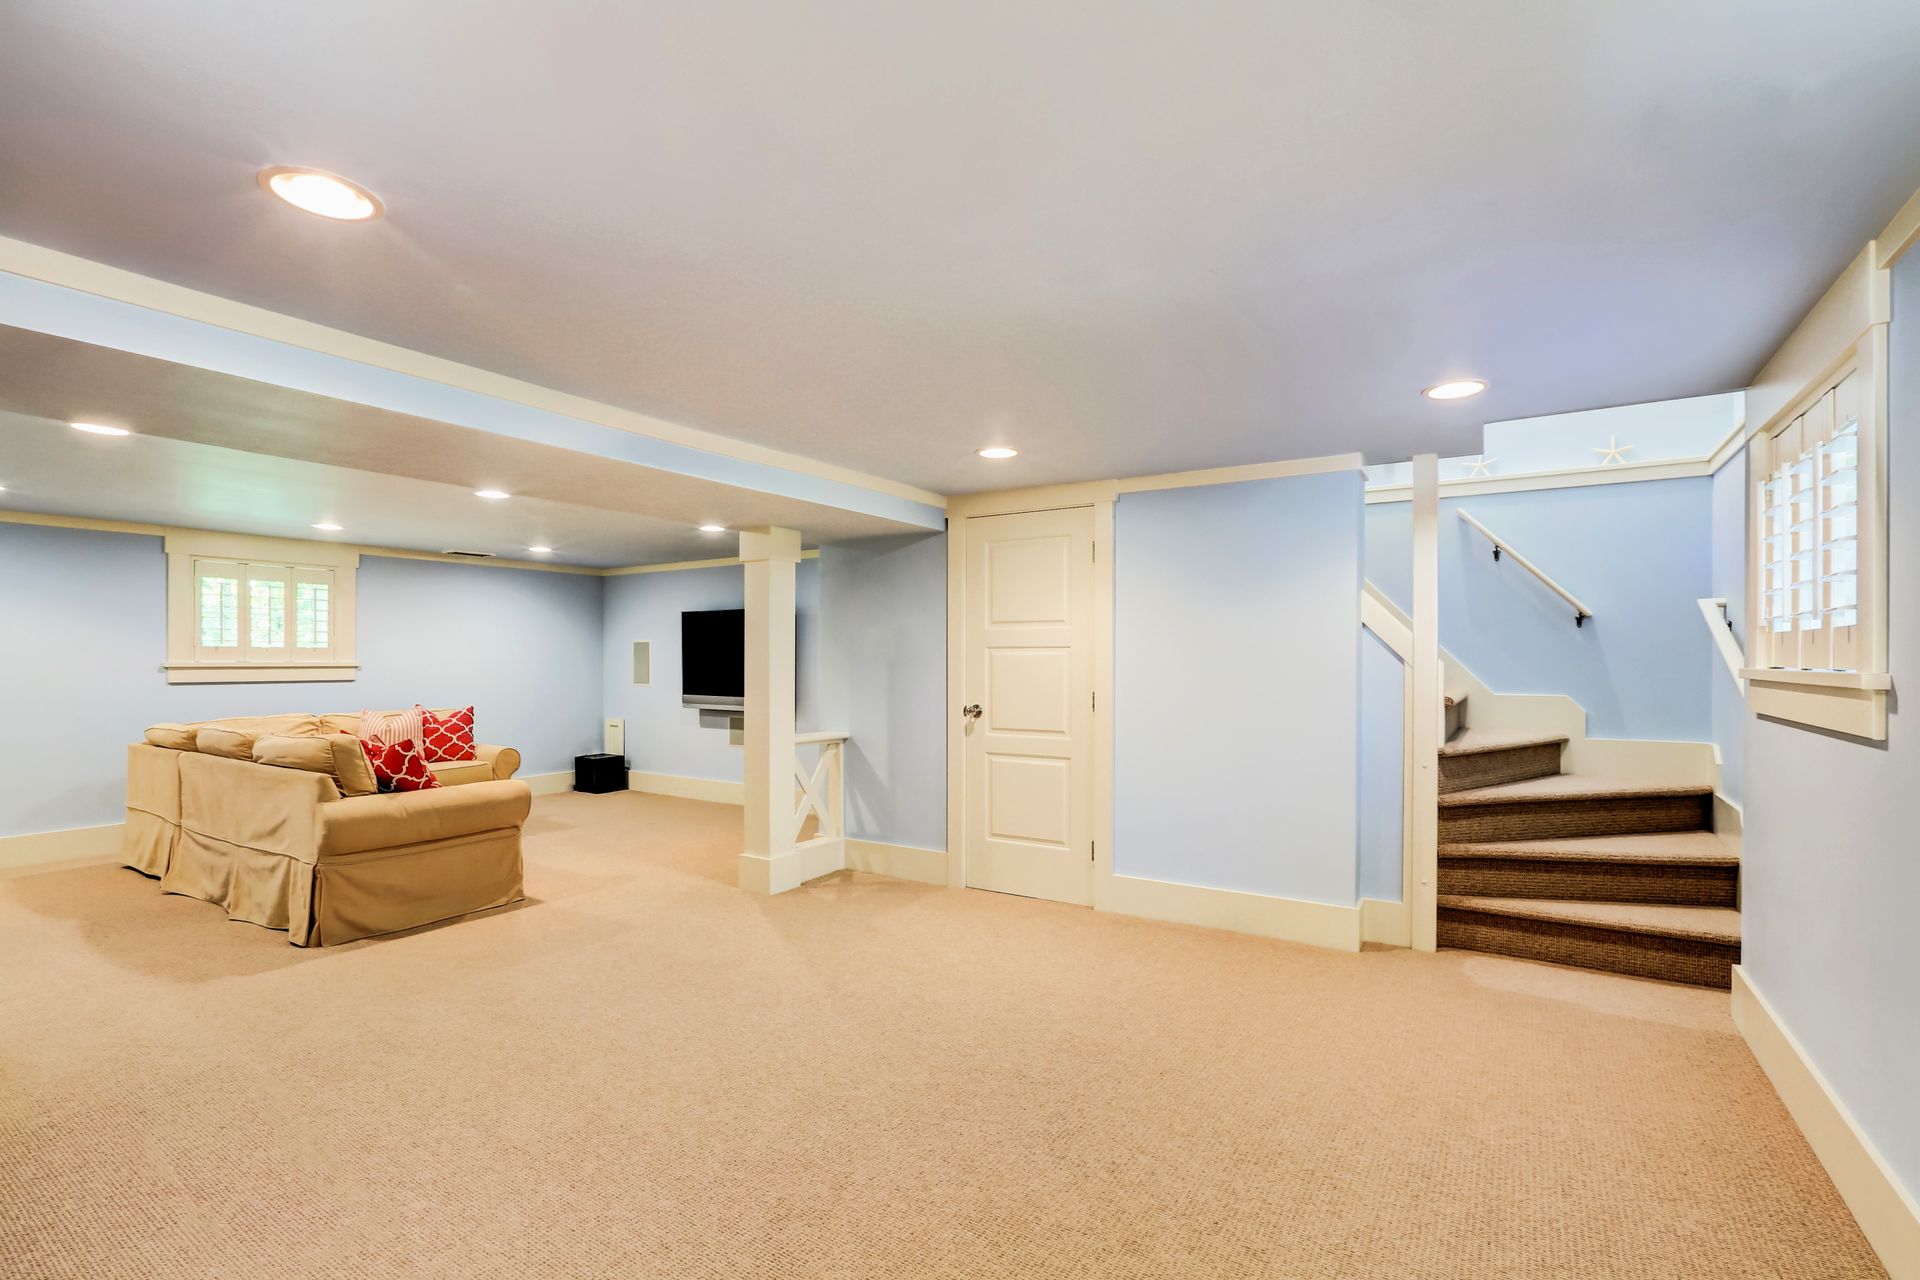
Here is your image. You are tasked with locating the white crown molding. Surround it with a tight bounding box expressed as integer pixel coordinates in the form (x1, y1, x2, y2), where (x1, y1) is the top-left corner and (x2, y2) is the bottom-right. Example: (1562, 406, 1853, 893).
(1878, 184, 1920, 269)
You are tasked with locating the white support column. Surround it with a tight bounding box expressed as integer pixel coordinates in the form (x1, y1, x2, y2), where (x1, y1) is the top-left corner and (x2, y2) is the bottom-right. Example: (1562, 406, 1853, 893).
(1409, 454, 1441, 951)
(738, 526, 801, 894)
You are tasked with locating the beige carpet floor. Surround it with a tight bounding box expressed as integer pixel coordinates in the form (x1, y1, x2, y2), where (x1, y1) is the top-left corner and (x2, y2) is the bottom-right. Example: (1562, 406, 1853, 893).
(0, 792, 1884, 1279)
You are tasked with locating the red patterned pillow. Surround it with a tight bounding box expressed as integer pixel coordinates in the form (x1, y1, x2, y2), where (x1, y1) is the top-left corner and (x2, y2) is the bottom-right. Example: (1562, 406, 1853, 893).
(345, 733, 441, 793)
(417, 705, 476, 763)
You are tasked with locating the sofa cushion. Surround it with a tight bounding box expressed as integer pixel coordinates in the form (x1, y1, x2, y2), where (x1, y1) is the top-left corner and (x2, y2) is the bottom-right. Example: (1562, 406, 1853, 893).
(144, 723, 198, 750)
(427, 759, 495, 787)
(313, 779, 533, 858)
(197, 714, 324, 739)
(419, 704, 476, 762)
(319, 713, 363, 737)
(255, 734, 380, 798)
(194, 727, 257, 760)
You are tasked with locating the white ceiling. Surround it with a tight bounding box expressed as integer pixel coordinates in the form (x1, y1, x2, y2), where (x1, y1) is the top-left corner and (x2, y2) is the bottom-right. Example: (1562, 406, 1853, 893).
(3, 1, 1920, 494)
(0, 329, 933, 566)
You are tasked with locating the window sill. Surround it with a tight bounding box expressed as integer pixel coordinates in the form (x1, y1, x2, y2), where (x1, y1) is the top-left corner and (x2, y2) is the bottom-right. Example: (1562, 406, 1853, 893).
(1741, 668, 1890, 740)
(164, 663, 359, 685)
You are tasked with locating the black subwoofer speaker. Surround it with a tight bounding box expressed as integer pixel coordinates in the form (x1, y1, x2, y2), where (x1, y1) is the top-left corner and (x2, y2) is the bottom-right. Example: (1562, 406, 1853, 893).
(573, 753, 629, 795)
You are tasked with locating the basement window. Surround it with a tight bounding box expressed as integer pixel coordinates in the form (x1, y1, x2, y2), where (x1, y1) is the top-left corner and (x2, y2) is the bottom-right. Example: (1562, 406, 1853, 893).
(1743, 344, 1891, 738)
(164, 533, 359, 683)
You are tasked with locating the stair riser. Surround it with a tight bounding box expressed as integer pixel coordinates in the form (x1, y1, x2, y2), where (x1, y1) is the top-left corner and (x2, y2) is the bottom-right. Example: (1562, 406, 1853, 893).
(1438, 743, 1564, 794)
(1438, 858, 1737, 907)
(1438, 794, 1712, 843)
(1438, 909, 1737, 988)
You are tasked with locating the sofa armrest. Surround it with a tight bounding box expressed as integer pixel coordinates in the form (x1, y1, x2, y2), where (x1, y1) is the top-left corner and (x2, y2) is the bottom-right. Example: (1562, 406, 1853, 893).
(474, 743, 521, 781)
(315, 779, 532, 858)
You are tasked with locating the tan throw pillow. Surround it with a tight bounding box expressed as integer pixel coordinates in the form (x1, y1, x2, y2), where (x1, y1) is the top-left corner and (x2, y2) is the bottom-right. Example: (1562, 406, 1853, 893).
(194, 727, 256, 760)
(144, 723, 197, 750)
(328, 735, 380, 797)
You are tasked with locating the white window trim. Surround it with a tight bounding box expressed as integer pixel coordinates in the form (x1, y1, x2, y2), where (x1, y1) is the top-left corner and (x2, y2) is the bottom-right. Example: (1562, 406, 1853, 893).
(1741, 307, 1892, 739)
(164, 531, 359, 684)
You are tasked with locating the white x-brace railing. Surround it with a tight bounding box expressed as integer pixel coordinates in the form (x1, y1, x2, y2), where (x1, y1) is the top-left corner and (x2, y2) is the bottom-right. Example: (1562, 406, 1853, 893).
(791, 730, 848, 849)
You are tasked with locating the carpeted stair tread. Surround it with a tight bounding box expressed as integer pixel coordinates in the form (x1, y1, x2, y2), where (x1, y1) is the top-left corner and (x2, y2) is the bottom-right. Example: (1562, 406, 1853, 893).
(1438, 831, 1737, 865)
(1437, 895, 1741, 944)
(1438, 774, 1713, 807)
(1439, 729, 1570, 757)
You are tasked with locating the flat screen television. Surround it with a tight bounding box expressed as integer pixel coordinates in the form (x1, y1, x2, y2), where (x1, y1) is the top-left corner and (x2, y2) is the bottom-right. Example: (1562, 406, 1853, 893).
(681, 608, 745, 708)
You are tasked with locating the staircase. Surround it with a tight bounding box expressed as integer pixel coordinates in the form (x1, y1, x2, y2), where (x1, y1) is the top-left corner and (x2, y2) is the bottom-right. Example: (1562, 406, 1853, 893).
(1436, 727, 1741, 988)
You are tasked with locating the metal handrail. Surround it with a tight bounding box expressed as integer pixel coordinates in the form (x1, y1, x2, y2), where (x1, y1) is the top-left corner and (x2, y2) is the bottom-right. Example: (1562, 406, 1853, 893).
(1457, 510, 1594, 627)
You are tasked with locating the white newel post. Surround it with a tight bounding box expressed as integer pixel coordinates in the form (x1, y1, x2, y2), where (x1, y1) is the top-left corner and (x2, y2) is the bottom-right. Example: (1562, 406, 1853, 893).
(738, 526, 800, 894)
(1409, 454, 1441, 951)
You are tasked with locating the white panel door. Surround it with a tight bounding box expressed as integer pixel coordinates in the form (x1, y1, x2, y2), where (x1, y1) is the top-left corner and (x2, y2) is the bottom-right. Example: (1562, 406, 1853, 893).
(963, 507, 1094, 905)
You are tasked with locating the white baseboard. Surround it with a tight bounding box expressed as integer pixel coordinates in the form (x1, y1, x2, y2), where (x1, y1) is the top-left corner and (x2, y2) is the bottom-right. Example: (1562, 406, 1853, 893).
(739, 837, 844, 895)
(1102, 874, 1361, 952)
(523, 771, 574, 796)
(0, 823, 125, 878)
(629, 771, 746, 805)
(1732, 966, 1919, 1278)
(1360, 896, 1410, 946)
(846, 839, 948, 885)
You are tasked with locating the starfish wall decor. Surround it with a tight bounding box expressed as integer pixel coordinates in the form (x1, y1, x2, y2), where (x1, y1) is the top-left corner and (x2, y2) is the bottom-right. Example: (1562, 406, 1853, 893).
(1593, 434, 1634, 466)
(1465, 455, 1497, 478)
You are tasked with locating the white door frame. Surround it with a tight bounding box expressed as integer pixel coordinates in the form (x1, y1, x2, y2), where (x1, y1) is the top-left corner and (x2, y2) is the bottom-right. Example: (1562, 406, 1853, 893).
(946, 482, 1116, 907)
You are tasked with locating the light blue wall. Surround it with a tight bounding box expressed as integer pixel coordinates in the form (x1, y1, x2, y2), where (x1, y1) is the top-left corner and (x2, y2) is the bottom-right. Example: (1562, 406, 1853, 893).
(0, 525, 605, 837)
(1366, 478, 1714, 741)
(1709, 448, 1749, 804)
(1742, 249, 1920, 1198)
(1114, 472, 1362, 905)
(816, 534, 948, 851)
(599, 560, 823, 785)
(1357, 629, 1405, 902)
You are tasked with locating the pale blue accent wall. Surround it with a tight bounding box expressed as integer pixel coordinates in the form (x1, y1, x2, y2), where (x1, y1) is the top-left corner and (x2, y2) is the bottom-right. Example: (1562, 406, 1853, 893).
(1357, 628, 1405, 902)
(1114, 472, 1362, 904)
(1742, 249, 1920, 1197)
(1366, 478, 1714, 741)
(0, 525, 605, 838)
(816, 534, 948, 851)
(1709, 448, 1749, 804)
(600, 561, 822, 785)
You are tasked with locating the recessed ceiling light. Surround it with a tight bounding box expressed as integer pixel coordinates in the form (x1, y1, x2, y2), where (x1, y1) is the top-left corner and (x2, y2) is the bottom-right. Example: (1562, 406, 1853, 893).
(474, 489, 511, 500)
(70, 421, 131, 436)
(698, 524, 727, 534)
(1422, 379, 1487, 401)
(311, 522, 344, 532)
(976, 447, 1019, 459)
(527, 545, 553, 555)
(257, 166, 383, 221)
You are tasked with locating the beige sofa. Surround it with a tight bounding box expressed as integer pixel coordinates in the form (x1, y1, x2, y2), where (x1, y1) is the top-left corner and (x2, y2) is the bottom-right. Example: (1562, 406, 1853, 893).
(125, 711, 532, 946)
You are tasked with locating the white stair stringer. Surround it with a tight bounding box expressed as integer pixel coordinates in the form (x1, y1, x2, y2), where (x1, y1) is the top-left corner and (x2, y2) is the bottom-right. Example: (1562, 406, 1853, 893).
(1361, 581, 1718, 791)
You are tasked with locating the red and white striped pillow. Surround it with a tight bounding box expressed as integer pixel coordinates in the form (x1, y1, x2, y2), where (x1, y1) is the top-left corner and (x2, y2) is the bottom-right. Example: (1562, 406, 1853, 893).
(417, 705, 476, 763)
(358, 707, 423, 748)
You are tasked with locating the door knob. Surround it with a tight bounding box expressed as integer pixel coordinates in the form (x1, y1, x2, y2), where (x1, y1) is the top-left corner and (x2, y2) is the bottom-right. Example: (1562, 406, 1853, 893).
(962, 703, 982, 720)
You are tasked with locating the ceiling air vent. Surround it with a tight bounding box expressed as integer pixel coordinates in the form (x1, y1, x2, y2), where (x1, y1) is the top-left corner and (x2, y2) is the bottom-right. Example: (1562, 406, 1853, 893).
(442, 549, 496, 559)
